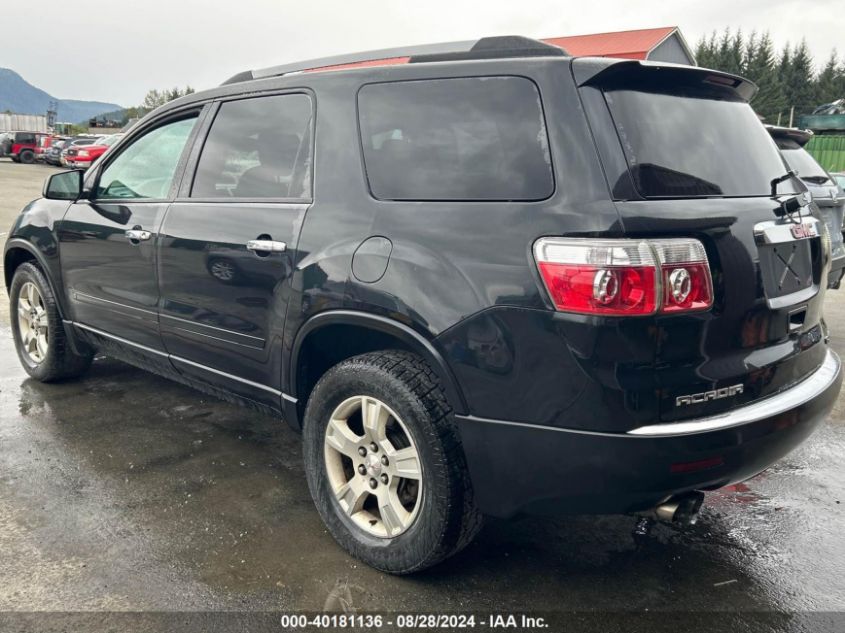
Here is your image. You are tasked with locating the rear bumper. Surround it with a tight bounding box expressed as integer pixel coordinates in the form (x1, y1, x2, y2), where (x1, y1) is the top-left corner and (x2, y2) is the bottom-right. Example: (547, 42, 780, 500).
(456, 349, 841, 518)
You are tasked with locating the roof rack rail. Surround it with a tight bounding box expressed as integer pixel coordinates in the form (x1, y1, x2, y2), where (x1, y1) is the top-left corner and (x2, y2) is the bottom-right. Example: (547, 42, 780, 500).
(221, 36, 567, 86)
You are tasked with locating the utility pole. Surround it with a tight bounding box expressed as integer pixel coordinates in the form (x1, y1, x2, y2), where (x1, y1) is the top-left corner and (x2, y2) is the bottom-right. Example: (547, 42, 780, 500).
(788, 106, 795, 128)
(46, 100, 57, 130)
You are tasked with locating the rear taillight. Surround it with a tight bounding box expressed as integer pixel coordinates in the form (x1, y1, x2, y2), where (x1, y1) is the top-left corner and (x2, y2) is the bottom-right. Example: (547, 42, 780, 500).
(650, 239, 713, 313)
(533, 237, 713, 316)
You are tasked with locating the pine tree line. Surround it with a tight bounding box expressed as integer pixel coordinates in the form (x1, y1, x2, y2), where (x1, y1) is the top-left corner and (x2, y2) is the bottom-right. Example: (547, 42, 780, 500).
(695, 29, 845, 125)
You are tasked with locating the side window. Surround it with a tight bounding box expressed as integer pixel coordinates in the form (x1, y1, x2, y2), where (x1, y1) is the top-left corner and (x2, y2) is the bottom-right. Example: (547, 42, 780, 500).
(96, 116, 197, 200)
(358, 76, 554, 201)
(191, 93, 313, 200)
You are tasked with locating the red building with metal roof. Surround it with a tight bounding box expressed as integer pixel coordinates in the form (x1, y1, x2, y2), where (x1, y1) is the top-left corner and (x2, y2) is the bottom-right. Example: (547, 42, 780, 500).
(543, 26, 695, 65)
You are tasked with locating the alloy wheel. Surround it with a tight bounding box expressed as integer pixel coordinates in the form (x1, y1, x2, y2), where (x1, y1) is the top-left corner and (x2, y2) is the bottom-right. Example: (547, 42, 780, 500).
(17, 282, 49, 364)
(324, 395, 422, 538)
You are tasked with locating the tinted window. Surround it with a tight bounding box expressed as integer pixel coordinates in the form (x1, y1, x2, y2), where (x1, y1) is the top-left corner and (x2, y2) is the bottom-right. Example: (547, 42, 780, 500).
(358, 77, 553, 201)
(96, 116, 196, 199)
(191, 94, 313, 199)
(776, 141, 832, 185)
(605, 90, 798, 198)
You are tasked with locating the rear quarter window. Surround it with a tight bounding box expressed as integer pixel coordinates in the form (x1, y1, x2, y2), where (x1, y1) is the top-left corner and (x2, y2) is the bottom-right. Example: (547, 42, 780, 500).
(358, 76, 554, 201)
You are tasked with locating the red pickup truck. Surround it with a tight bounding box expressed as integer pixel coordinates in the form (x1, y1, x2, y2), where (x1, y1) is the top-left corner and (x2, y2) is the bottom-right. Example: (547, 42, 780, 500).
(64, 133, 124, 169)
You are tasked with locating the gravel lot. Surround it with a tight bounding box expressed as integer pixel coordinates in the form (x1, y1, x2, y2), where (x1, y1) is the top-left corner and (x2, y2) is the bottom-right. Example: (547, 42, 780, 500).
(1, 160, 844, 630)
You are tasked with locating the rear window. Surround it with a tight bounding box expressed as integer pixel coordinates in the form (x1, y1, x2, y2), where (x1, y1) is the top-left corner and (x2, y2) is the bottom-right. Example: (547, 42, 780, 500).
(775, 140, 832, 186)
(604, 89, 798, 198)
(358, 76, 554, 201)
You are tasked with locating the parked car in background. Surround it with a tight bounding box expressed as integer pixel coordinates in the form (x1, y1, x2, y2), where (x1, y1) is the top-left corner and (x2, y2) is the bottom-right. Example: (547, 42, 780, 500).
(0, 131, 50, 163)
(64, 134, 124, 169)
(58, 136, 102, 167)
(44, 139, 67, 166)
(768, 126, 845, 288)
(47, 137, 100, 166)
(5, 37, 843, 573)
(34, 135, 63, 162)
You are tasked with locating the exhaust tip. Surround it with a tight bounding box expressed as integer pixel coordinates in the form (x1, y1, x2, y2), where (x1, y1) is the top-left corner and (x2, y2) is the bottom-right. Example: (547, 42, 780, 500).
(654, 491, 705, 525)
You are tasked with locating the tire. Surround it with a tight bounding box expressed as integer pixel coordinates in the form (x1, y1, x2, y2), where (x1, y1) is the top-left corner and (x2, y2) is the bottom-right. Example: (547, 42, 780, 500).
(19, 150, 34, 164)
(303, 350, 482, 574)
(10, 262, 93, 382)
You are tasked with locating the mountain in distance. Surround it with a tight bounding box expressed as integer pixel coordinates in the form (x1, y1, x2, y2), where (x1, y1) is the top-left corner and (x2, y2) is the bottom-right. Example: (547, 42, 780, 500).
(0, 67, 123, 124)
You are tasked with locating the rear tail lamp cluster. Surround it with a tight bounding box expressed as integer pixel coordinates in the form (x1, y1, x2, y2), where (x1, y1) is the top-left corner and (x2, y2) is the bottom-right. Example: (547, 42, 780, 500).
(533, 237, 713, 316)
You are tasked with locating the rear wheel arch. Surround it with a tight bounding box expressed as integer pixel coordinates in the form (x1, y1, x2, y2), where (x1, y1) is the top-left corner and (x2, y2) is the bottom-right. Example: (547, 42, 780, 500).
(288, 311, 468, 428)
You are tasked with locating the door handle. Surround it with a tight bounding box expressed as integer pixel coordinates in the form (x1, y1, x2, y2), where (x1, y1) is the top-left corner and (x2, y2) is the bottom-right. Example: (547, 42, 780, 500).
(125, 229, 152, 241)
(246, 239, 286, 253)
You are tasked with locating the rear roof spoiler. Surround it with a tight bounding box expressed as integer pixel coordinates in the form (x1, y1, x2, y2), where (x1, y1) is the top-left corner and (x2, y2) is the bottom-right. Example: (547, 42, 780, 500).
(221, 36, 567, 85)
(765, 125, 813, 147)
(572, 57, 757, 102)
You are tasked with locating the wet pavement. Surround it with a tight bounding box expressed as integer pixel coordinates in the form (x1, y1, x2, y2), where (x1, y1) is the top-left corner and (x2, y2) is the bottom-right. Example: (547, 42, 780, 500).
(1, 162, 845, 628)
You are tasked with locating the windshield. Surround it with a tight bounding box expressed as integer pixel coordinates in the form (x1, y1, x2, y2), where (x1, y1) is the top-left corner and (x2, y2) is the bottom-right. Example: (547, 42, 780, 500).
(776, 142, 833, 186)
(604, 89, 799, 198)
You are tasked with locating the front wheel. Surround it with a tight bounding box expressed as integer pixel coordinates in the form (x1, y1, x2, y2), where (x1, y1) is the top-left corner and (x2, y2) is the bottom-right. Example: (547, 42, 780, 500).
(10, 262, 93, 381)
(303, 351, 482, 574)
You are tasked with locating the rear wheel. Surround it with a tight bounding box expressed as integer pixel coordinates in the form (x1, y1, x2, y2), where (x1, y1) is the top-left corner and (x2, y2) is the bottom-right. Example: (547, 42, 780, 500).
(303, 350, 482, 573)
(19, 150, 34, 164)
(10, 263, 93, 381)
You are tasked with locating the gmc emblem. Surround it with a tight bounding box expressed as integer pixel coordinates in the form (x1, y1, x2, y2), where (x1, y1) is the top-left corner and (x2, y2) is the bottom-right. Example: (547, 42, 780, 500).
(791, 223, 818, 239)
(676, 384, 744, 407)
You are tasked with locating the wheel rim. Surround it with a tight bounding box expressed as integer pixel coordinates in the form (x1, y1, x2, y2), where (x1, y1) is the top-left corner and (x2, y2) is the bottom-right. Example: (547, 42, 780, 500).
(324, 395, 423, 538)
(17, 282, 49, 364)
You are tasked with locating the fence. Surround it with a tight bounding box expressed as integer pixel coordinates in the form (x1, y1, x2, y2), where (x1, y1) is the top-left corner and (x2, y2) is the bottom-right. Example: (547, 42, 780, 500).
(806, 135, 845, 173)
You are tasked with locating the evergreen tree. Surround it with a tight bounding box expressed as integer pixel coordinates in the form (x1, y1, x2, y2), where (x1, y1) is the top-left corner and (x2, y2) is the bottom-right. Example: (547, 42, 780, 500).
(787, 40, 818, 115)
(694, 32, 719, 70)
(714, 28, 744, 75)
(693, 28, 842, 124)
(816, 52, 842, 105)
(748, 33, 783, 122)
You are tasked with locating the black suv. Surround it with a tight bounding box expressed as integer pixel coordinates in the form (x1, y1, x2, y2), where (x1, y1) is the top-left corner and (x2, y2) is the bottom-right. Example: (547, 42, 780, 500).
(5, 37, 843, 573)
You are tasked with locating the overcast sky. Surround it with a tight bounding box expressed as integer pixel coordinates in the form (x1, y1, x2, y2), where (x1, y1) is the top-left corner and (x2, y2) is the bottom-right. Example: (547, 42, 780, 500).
(4, 0, 843, 107)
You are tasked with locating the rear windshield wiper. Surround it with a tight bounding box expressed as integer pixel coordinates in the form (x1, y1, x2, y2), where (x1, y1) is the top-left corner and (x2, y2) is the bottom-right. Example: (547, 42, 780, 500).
(801, 175, 832, 186)
(770, 169, 798, 197)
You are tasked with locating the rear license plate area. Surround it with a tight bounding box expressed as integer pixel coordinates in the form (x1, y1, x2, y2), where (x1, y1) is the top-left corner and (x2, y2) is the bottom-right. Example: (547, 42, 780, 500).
(758, 240, 813, 299)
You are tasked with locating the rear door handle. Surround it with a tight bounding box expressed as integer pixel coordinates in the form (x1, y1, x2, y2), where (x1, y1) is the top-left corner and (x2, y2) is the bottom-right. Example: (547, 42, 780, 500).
(246, 240, 286, 253)
(125, 229, 152, 241)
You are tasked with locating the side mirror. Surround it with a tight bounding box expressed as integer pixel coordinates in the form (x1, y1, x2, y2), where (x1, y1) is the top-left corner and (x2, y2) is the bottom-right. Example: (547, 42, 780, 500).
(43, 169, 84, 201)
